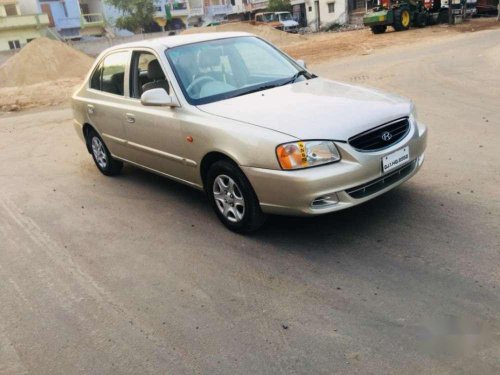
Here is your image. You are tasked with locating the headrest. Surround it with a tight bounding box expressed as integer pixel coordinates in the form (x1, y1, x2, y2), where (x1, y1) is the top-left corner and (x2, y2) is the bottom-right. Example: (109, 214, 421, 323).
(147, 59, 165, 80)
(198, 48, 221, 69)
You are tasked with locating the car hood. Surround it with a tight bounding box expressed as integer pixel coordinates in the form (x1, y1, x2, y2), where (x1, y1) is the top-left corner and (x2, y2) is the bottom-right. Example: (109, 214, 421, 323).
(197, 78, 412, 141)
(281, 20, 299, 27)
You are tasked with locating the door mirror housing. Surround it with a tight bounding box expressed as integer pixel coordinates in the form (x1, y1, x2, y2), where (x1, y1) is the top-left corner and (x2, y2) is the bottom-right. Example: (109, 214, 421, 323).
(141, 88, 177, 107)
(296, 59, 307, 69)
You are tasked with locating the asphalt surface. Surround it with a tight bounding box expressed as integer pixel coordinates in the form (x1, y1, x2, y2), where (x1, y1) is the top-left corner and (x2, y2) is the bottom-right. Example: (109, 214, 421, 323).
(0, 29, 499, 374)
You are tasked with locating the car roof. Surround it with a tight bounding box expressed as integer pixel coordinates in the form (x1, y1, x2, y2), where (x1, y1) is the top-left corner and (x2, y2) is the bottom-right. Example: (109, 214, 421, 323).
(104, 32, 253, 53)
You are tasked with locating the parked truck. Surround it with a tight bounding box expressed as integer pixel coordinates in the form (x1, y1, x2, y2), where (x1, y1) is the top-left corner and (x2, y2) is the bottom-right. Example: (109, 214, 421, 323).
(363, 0, 477, 34)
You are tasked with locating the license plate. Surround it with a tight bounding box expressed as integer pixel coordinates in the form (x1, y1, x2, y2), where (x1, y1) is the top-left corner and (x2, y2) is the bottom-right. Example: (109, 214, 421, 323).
(382, 146, 410, 173)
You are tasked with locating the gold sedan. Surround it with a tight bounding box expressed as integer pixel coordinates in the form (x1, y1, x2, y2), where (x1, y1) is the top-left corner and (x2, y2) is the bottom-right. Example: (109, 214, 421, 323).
(72, 32, 427, 233)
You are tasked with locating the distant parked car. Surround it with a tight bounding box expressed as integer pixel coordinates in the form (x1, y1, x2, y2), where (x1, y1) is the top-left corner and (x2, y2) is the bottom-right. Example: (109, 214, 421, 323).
(72, 32, 427, 233)
(254, 12, 299, 33)
(274, 11, 299, 33)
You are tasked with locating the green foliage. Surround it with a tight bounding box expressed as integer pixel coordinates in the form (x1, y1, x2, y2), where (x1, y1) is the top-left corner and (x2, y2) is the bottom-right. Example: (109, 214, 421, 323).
(105, 0, 157, 32)
(266, 0, 292, 12)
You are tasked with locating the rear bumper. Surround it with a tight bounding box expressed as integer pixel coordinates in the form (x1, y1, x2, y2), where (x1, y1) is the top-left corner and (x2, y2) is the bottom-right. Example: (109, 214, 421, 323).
(243, 121, 427, 216)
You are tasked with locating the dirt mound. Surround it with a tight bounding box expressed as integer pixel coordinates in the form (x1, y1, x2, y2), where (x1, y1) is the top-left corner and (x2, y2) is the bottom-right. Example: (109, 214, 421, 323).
(182, 22, 308, 47)
(0, 37, 93, 88)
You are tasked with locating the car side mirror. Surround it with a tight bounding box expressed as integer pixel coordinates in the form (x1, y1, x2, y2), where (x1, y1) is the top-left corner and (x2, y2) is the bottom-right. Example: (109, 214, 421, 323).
(296, 59, 307, 69)
(141, 88, 176, 107)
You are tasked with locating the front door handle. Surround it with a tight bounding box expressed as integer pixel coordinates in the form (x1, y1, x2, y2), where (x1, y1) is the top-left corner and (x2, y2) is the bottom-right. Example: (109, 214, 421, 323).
(125, 113, 135, 124)
(87, 104, 95, 115)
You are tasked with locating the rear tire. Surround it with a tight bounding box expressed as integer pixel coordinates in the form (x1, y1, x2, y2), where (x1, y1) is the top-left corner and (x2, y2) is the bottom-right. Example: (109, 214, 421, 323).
(87, 129, 123, 176)
(415, 11, 428, 27)
(206, 160, 266, 233)
(394, 8, 411, 31)
(371, 25, 387, 34)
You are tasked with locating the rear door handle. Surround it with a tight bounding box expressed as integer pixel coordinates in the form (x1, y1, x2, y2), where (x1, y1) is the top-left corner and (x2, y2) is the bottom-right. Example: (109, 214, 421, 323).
(87, 104, 95, 115)
(125, 113, 135, 124)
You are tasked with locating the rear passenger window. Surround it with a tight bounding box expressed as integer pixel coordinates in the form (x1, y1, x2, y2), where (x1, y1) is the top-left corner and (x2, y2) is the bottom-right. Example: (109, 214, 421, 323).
(90, 51, 128, 96)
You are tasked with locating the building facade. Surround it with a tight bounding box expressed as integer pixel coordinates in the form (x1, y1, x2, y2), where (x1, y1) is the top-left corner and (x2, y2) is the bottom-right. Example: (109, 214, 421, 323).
(0, 0, 49, 51)
(36, 0, 106, 39)
(291, 0, 349, 30)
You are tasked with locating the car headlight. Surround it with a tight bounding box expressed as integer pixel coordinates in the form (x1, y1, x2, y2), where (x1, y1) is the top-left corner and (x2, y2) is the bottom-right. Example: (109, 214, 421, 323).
(276, 140, 341, 170)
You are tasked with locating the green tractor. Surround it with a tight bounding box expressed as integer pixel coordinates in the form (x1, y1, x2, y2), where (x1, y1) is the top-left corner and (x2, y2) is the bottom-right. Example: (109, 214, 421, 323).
(363, 0, 429, 34)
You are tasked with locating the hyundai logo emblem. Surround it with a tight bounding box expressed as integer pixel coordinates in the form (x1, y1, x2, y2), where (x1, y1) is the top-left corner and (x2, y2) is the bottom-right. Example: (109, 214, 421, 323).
(381, 131, 393, 142)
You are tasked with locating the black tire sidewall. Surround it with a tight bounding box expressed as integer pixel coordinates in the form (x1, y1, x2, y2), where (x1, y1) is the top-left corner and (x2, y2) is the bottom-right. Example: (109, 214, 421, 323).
(88, 130, 122, 176)
(206, 160, 266, 233)
(372, 25, 387, 34)
(394, 8, 410, 31)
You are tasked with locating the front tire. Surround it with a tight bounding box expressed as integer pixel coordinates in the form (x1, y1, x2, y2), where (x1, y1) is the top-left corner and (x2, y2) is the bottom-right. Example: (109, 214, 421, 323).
(371, 25, 387, 34)
(87, 130, 123, 176)
(394, 8, 411, 31)
(206, 160, 266, 233)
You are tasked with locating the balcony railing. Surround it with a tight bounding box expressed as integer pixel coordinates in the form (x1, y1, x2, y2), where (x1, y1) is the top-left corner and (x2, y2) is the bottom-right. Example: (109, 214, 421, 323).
(205, 4, 233, 16)
(81, 13, 105, 28)
(244, 0, 268, 12)
(189, 6, 204, 16)
(0, 13, 49, 30)
(172, 2, 188, 10)
(161, 2, 190, 17)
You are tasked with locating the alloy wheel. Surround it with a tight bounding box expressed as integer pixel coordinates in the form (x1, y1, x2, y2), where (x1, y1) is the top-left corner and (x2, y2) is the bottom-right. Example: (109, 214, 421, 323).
(91, 136, 108, 169)
(213, 174, 245, 223)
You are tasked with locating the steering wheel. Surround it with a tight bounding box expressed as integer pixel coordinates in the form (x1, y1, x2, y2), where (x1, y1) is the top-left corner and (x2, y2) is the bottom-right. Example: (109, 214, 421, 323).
(186, 75, 216, 97)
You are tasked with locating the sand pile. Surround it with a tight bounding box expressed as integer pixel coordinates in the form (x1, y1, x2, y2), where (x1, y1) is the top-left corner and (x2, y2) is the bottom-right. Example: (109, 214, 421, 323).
(182, 22, 308, 47)
(0, 37, 93, 88)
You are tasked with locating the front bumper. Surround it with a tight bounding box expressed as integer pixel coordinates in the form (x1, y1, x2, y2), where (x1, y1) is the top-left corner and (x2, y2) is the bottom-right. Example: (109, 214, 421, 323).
(243, 121, 427, 216)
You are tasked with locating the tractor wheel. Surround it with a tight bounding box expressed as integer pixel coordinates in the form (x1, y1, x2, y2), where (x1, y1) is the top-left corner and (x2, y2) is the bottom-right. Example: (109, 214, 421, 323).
(394, 7, 411, 31)
(371, 25, 387, 34)
(438, 9, 449, 24)
(415, 11, 428, 27)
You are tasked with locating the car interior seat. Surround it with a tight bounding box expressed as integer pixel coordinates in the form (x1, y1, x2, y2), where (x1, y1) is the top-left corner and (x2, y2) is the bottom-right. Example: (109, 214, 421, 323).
(142, 60, 169, 94)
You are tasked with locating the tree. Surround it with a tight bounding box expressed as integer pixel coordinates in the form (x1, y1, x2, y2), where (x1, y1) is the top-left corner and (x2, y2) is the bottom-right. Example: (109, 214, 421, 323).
(105, 0, 157, 33)
(266, 0, 292, 12)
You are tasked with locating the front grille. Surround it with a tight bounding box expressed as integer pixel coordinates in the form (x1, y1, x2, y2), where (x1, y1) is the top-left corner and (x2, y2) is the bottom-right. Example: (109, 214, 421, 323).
(348, 118, 410, 151)
(346, 160, 416, 199)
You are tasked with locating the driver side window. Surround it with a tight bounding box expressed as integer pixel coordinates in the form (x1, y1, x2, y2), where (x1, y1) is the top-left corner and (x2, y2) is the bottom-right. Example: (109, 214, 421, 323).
(129, 51, 169, 99)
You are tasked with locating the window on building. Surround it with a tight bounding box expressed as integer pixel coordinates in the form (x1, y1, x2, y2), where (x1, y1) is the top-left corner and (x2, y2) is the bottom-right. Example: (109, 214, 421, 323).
(4, 4, 19, 16)
(8, 40, 21, 50)
(328, 2, 335, 13)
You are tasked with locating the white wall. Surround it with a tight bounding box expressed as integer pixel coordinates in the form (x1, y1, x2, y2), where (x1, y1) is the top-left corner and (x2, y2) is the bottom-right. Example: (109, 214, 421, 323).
(18, 0, 41, 15)
(302, 0, 348, 30)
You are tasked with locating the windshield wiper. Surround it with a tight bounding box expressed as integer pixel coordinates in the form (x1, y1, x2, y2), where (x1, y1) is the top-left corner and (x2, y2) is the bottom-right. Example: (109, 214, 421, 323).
(281, 70, 310, 86)
(230, 84, 279, 98)
(229, 71, 312, 99)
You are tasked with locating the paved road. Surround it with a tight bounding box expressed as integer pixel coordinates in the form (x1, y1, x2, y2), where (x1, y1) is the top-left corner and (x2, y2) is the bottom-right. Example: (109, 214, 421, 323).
(0, 30, 499, 374)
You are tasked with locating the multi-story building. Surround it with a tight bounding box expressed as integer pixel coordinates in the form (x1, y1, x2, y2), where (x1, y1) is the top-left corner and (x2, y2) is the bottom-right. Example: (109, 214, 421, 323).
(150, 0, 205, 30)
(291, 0, 349, 30)
(201, 0, 268, 24)
(37, 0, 105, 39)
(0, 0, 49, 51)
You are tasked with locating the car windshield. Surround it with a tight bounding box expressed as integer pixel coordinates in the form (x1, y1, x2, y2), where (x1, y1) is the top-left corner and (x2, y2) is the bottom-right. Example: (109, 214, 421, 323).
(261, 13, 276, 22)
(278, 13, 292, 21)
(165, 36, 305, 105)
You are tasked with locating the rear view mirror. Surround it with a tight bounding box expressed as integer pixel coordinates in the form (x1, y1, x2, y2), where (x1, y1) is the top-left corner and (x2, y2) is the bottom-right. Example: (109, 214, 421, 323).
(141, 88, 176, 107)
(296, 59, 307, 69)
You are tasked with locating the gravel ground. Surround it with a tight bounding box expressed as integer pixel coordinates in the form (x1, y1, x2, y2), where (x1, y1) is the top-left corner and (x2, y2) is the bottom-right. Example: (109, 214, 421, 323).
(0, 27, 498, 375)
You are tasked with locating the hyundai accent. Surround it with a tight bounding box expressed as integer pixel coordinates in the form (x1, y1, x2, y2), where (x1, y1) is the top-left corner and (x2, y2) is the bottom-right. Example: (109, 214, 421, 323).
(72, 32, 427, 233)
